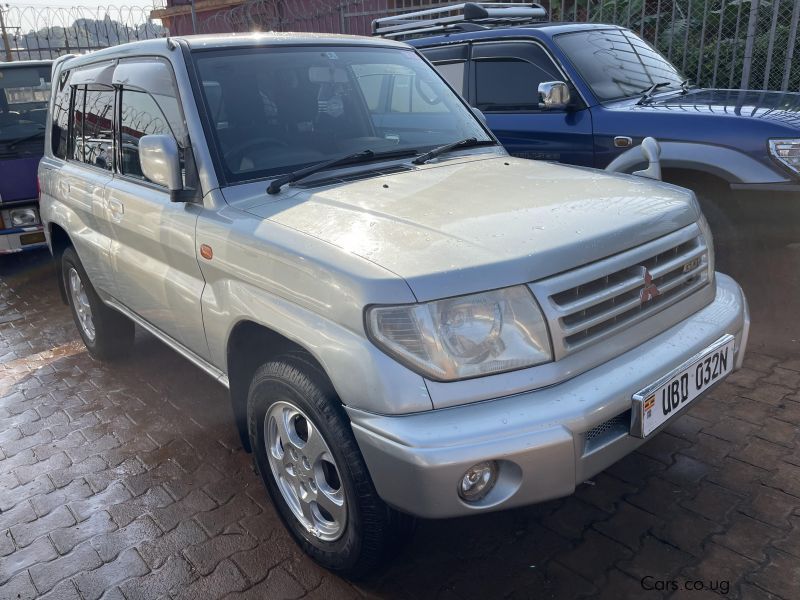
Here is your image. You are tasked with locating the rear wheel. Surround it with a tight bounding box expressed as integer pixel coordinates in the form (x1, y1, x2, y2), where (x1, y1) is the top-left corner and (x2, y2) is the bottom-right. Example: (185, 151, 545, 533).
(247, 356, 414, 578)
(61, 247, 134, 360)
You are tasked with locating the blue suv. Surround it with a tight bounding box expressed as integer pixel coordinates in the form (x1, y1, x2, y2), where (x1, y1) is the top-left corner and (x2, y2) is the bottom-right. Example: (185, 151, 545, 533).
(378, 4, 800, 202)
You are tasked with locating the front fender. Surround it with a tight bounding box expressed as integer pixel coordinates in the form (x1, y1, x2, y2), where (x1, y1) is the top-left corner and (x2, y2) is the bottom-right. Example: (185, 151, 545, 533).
(202, 279, 433, 414)
(605, 141, 790, 185)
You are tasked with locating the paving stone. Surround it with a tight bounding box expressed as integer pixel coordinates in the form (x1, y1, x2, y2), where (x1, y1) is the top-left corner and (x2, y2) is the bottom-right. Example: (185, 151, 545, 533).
(10, 505, 76, 549)
(119, 554, 199, 600)
(0, 474, 54, 513)
(138, 519, 208, 569)
(617, 535, 693, 580)
(195, 493, 261, 537)
(682, 542, 757, 591)
(652, 510, 722, 558)
(1, 571, 39, 600)
(0, 536, 58, 585)
(226, 566, 306, 600)
(748, 549, 800, 600)
(29, 542, 103, 593)
(555, 530, 631, 582)
(713, 513, 783, 562)
(149, 489, 217, 532)
(740, 486, 799, 528)
(594, 501, 662, 550)
(172, 559, 248, 599)
(50, 510, 116, 555)
(73, 547, 150, 600)
(184, 526, 258, 576)
(91, 515, 162, 562)
(681, 482, 741, 522)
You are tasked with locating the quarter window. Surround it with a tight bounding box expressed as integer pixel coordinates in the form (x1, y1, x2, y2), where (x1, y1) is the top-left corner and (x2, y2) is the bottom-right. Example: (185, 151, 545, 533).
(51, 81, 70, 160)
(69, 85, 114, 170)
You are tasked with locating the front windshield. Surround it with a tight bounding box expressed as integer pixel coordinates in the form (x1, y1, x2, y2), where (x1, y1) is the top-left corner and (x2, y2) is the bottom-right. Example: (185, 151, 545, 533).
(192, 45, 491, 183)
(0, 64, 52, 155)
(555, 29, 684, 102)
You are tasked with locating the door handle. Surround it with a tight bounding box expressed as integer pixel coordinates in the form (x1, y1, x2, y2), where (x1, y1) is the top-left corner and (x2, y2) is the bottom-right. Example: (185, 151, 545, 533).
(108, 198, 124, 221)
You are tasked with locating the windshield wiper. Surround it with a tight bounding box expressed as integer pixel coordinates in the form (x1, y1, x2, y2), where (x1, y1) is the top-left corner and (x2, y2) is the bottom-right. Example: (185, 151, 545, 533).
(2, 130, 45, 149)
(680, 79, 692, 94)
(412, 137, 495, 165)
(636, 82, 671, 105)
(266, 148, 416, 194)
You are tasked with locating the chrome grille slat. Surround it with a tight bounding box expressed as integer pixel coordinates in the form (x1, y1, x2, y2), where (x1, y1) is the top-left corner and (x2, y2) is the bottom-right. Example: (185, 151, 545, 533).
(530, 224, 710, 360)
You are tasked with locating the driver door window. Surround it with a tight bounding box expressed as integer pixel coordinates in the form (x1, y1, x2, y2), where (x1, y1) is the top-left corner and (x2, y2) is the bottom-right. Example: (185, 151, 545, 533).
(119, 89, 178, 181)
(472, 42, 564, 112)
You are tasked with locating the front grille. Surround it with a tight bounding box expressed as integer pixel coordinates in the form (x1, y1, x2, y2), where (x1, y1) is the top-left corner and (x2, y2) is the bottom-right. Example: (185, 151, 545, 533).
(531, 224, 710, 359)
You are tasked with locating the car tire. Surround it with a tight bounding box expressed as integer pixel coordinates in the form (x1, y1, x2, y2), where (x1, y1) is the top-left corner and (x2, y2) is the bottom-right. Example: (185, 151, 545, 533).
(61, 246, 134, 361)
(247, 355, 414, 579)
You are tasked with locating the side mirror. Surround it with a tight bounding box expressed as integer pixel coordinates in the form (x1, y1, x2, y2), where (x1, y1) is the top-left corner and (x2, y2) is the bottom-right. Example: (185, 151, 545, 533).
(633, 137, 662, 181)
(139, 134, 183, 200)
(471, 106, 487, 124)
(538, 81, 571, 110)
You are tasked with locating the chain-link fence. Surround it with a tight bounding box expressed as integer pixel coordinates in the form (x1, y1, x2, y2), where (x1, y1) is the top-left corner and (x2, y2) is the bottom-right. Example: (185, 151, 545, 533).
(0, 5, 166, 62)
(2, 1, 798, 91)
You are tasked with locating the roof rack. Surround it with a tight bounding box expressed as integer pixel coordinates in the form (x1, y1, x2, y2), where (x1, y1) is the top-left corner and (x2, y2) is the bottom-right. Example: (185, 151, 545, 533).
(372, 2, 548, 39)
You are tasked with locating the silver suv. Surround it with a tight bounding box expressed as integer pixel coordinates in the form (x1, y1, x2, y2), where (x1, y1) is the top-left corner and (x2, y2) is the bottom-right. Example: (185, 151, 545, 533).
(40, 34, 749, 577)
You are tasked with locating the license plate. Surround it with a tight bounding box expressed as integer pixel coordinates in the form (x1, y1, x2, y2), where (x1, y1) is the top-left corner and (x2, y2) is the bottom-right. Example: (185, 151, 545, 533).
(20, 232, 46, 246)
(632, 335, 735, 438)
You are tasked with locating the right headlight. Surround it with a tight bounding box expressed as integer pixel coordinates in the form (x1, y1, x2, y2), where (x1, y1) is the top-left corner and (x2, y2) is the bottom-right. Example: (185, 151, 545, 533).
(769, 139, 800, 175)
(366, 285, 552, 381)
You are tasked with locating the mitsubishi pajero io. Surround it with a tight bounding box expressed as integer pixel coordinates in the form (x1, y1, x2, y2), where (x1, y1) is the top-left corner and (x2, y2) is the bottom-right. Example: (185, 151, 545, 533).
(39, 33, 749, 577)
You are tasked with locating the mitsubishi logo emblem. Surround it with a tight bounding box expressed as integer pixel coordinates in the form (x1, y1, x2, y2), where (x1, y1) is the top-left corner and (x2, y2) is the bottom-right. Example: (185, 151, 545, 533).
(640, 267, 661, 304)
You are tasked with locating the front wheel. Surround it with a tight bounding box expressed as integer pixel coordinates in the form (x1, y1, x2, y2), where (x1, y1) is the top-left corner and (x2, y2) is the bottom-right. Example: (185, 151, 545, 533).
(61, 247, 134, 361)
(247, 356, 413, 578)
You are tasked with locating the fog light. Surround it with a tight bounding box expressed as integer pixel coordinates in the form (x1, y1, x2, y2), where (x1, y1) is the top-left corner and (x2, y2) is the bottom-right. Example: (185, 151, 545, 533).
(458, 461, 498, 503)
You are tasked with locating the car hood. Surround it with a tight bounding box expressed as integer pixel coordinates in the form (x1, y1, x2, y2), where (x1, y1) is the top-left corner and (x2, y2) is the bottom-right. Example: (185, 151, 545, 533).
(643, 88, 800, 128)
(242, 156, 699, 302)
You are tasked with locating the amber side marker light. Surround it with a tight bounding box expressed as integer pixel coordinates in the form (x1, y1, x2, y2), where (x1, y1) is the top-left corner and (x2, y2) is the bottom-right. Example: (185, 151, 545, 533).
(200, 244, 213, 260)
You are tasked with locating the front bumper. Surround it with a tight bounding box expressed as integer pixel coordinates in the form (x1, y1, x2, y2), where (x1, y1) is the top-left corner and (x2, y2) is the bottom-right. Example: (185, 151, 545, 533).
(0, 224, 47, 254)
(348, 273, 749, 519)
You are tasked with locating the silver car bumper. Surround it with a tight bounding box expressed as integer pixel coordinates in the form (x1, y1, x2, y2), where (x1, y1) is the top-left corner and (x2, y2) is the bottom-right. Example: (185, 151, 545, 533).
(347, 273, 749, 519)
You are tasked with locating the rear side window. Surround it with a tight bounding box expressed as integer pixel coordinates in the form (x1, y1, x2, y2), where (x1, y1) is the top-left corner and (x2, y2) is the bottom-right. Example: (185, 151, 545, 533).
(69, 85, 114, 170)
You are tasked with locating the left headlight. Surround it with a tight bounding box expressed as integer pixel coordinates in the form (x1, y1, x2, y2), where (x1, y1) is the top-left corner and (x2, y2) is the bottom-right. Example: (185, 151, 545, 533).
(8, 208, 40, 227)
(697, 212, 716, 283)
(769, 139, 800, 175)
(366, 285, 552, 381)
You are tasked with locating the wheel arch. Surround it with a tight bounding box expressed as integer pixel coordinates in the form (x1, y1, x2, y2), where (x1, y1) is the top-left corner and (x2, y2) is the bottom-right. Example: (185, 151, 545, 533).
(605, 141, 789, 186)
(226, 319, 333, 453)
(48, 222, 73, 305)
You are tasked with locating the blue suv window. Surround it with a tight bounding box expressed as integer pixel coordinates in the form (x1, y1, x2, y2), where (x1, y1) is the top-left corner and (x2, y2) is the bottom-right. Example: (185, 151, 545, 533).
(472, 42, 562, 112)
(556, 29, 683, 102)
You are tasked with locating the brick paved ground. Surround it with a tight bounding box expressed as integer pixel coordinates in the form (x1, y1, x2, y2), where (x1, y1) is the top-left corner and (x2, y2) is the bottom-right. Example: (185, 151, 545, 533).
(1, 223, 799, 599)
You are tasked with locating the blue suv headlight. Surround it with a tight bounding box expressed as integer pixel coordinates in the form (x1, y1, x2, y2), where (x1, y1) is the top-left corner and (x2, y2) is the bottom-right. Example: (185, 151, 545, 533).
(769, 139, 800, 175)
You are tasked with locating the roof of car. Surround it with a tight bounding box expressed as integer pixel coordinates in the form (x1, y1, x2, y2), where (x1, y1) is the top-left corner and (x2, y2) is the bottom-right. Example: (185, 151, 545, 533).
(408, 21, 622, 46)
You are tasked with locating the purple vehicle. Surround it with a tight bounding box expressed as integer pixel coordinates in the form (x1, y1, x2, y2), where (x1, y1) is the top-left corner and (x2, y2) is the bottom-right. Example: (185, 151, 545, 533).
(0, 60, 52, 255)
